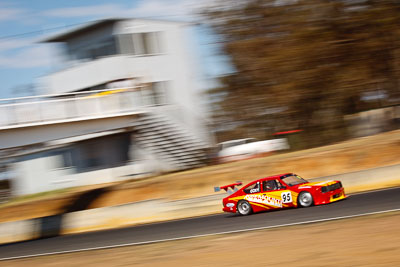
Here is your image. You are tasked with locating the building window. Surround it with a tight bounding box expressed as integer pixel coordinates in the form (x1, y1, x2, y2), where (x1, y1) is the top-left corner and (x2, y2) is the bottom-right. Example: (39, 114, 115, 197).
(48, 149, 74, 170)
(61, 150, 74, 168)
(119, 34, 136, 55)
(142, 32, 163, 54)
(119, 32, 164, 56)
(70, 37, 117, 61)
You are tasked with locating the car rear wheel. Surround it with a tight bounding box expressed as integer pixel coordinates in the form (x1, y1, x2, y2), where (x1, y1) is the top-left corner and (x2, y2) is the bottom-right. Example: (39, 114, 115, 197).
(298, 191, 313, 207)
(237, 200, 252, 215)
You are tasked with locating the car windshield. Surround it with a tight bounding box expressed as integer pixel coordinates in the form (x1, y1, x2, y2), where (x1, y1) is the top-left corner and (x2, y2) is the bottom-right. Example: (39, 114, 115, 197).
(218, 138, 257, 150)
(281, 174, 308, 186)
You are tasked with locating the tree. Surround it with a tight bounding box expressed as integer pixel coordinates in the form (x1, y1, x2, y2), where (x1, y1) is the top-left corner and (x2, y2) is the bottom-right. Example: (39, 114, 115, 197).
(203, 0, 400, 147)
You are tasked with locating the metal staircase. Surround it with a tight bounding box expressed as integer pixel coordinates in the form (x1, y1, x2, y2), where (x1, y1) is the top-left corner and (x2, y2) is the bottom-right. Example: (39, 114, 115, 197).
(134, 112, 208, 171)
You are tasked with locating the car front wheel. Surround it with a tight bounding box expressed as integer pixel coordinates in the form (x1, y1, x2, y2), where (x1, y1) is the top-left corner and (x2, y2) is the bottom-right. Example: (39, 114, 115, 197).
(298, 191, 313, 207)
(237, 200, 252, 215)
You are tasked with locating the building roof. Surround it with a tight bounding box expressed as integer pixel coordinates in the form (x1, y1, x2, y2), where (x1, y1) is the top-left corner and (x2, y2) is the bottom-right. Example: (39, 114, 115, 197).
(40, 18, 122, 43)
(40, 17, 190, 43)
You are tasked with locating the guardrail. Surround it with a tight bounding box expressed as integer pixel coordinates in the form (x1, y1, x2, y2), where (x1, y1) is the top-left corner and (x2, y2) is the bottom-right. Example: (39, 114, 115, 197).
(0, 87, 155, 129)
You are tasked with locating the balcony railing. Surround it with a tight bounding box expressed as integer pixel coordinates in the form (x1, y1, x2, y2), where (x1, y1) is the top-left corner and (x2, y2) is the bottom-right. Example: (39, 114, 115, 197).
(0, 87, 155, 129)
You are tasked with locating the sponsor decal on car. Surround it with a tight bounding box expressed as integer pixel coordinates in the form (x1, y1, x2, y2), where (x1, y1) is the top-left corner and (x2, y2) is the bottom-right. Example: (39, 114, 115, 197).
(298, 186, 311, 189)
(249, 188, 260, 193)
(245, 194, 282, 208)
(306, 180, 336, 186)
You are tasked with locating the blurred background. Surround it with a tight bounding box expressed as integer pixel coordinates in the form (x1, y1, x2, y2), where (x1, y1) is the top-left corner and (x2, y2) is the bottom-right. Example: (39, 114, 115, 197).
(205, 0, 400, 147)
(0, 0, 399, 235)
(0, 2, 400, 266)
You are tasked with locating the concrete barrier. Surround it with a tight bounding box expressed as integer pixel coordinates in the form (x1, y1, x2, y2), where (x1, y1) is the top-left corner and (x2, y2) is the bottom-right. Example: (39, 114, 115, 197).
(316, 164, 400, 192)
(0, 219, 36, 244)
(1, 164, 400, 244)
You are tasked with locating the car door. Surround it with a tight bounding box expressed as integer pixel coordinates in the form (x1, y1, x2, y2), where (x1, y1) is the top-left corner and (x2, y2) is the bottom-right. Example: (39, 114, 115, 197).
(241, 181, 269, 213)
(262, 179, 296, 209)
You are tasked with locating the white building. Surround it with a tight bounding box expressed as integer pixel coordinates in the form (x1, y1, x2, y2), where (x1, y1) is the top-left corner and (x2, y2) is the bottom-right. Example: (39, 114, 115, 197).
(0, 18, 213, 196)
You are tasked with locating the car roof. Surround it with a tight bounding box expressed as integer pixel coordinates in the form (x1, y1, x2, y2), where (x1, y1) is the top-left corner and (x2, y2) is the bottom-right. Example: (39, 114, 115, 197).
(244, 173, 293, 186)
(262, 173, 293, 180)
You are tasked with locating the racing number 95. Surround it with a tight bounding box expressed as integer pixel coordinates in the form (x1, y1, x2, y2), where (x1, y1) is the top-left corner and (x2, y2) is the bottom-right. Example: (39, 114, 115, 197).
(281, 192, 292, 203)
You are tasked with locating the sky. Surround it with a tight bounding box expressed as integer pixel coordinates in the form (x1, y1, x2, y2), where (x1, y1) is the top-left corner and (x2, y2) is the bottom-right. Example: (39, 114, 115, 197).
(0, 0, 231, 98)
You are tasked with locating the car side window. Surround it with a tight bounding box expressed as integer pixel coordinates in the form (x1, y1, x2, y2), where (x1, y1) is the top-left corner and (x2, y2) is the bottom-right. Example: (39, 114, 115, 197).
(243, 182, 260, 194)
(263, 180, 280, 191)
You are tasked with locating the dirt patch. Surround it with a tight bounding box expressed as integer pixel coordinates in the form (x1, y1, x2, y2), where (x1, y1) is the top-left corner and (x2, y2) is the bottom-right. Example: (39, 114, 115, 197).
(1, 130, 400, 223)
(5, 212, 400, 266)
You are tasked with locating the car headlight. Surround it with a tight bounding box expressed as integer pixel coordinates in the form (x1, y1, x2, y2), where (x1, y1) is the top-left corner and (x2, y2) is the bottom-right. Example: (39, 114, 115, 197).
(226, 203, 235, 208)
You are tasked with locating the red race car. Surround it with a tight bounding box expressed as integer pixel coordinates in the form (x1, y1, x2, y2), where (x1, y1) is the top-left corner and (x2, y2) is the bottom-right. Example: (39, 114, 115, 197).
(219, 173, 346, 215)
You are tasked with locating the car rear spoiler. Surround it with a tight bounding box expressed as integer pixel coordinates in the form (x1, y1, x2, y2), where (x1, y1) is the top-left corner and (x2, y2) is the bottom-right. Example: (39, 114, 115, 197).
(214, 182, 242, 193)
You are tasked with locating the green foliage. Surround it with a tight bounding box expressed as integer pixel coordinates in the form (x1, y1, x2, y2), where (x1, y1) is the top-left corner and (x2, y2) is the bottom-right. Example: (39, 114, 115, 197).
(203, 0, 400, 147)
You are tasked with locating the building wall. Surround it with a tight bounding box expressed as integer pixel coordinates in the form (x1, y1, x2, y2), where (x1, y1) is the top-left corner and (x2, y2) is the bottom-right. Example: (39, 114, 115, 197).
(117, 19, 211, 144)
(40, 19, 212, 145)
(41, 20, 186, 94)
(10, 132, 172, 196)
(12, 151, 75, 195)
(1, 19, 213, 196)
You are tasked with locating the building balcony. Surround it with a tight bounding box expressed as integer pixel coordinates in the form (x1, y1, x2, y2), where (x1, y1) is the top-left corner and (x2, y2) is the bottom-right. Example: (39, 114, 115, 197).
(0, 87, 156, 130)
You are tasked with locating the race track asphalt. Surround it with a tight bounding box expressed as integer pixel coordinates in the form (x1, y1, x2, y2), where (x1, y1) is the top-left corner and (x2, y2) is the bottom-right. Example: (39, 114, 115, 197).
(1, 187, 399, 260)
